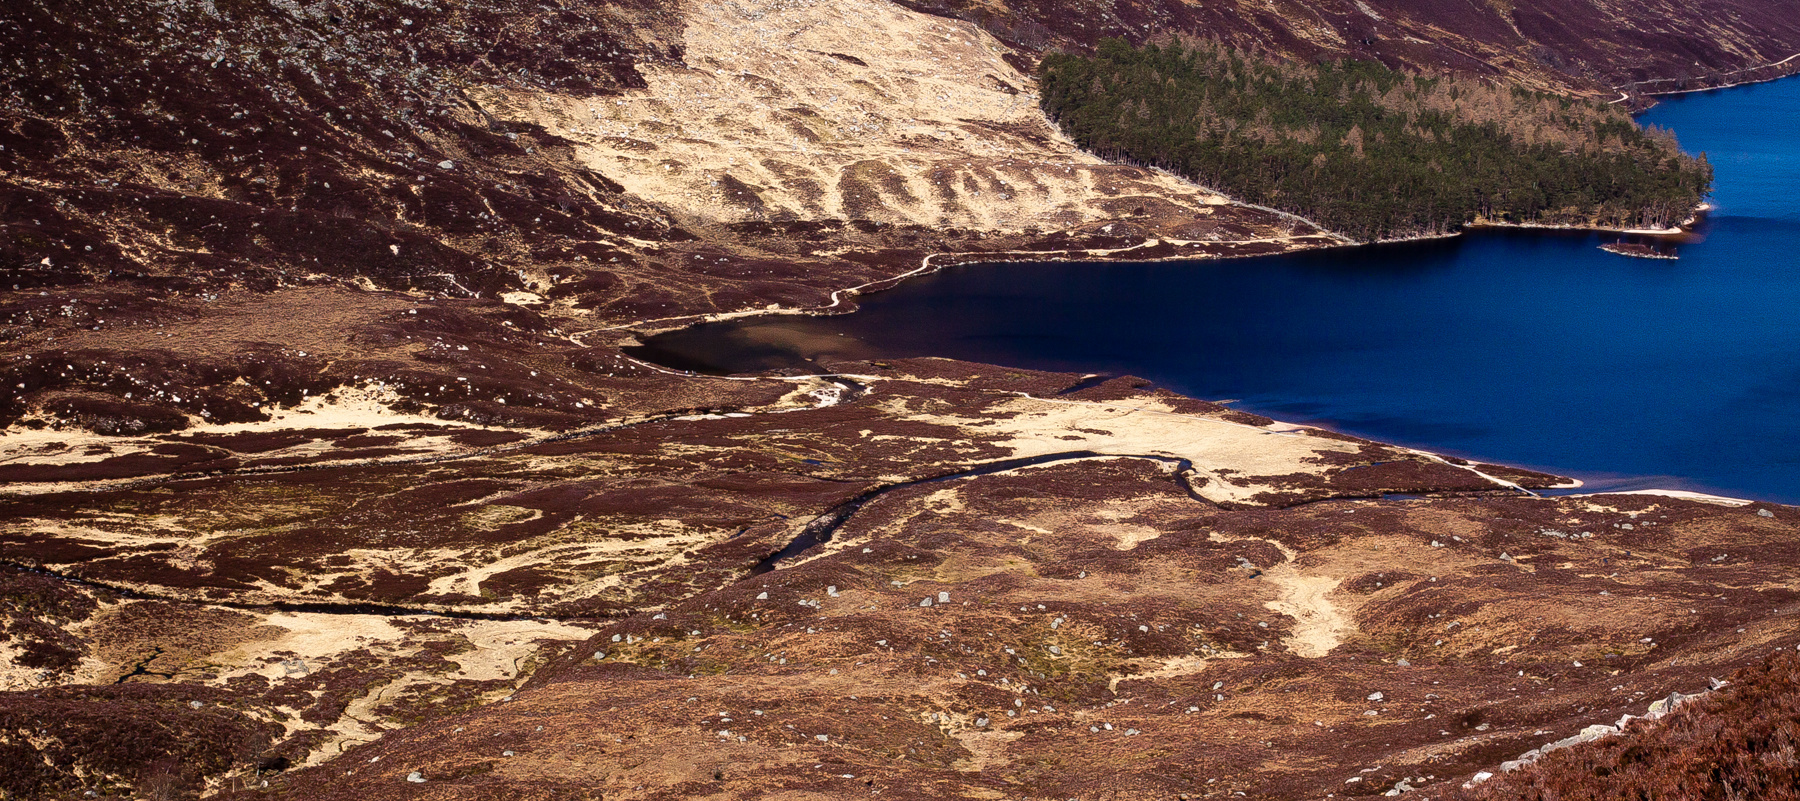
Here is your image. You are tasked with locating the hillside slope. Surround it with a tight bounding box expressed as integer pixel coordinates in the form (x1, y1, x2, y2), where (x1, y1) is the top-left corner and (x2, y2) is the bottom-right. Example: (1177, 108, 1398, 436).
(9, 0, 1797, 441)
(4, 0, 1800, 798)
(899, 0, 1800, 98)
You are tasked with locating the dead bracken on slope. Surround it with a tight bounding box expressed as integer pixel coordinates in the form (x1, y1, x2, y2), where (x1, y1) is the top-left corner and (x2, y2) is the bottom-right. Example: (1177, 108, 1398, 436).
(201, 377, 1800, 799)
(1455, 651, 1800, 801)
(8, 360, 1800, 799)
(5, 0, 1800, 798)
(472, 0, 1251, 236)
(1, 0, 1324, 447)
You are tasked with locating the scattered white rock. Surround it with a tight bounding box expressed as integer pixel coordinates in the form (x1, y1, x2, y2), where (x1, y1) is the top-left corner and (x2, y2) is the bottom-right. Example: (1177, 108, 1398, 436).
(1646, 690, 1694, 719)
(1481, 681, 1720, 783)
(406, 772, 425, 783)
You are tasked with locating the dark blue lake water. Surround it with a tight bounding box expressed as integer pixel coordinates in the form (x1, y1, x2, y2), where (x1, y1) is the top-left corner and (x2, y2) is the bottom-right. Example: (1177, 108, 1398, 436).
(637, 77, 1800, 503)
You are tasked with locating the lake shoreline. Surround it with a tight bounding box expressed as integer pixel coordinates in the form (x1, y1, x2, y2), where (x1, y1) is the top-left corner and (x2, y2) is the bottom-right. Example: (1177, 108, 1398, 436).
(610, 204, 1711, 342)
(1623, 52, 1800, 101)
(631, 168, 1796, 503)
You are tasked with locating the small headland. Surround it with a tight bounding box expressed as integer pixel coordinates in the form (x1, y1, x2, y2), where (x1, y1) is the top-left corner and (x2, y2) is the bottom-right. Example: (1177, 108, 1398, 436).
(1600, 241, 1680, 259)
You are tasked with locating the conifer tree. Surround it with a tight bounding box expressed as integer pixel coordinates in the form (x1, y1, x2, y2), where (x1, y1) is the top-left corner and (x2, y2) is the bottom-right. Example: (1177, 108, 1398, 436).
(1039, 40, 1711, 241)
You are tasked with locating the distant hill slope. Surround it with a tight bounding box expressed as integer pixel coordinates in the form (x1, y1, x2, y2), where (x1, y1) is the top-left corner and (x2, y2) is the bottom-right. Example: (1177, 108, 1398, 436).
(898, 0, 1800, 98)
(6, 0, 1798, 330)
(0, 0, 1302, 338)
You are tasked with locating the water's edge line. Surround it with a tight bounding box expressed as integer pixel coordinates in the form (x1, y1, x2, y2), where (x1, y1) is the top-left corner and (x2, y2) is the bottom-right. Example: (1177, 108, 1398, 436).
(584, 205, 1705, 343)
(1619, 52, 1800, 99)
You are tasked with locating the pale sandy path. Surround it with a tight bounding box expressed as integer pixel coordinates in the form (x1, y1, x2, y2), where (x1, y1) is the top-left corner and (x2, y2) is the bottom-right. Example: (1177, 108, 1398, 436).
(1262, 567, 1351, 659)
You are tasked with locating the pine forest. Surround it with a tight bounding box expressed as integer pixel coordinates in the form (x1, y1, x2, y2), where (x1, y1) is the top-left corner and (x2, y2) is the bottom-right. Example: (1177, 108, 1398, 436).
(1039, 39, 1713, 241)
